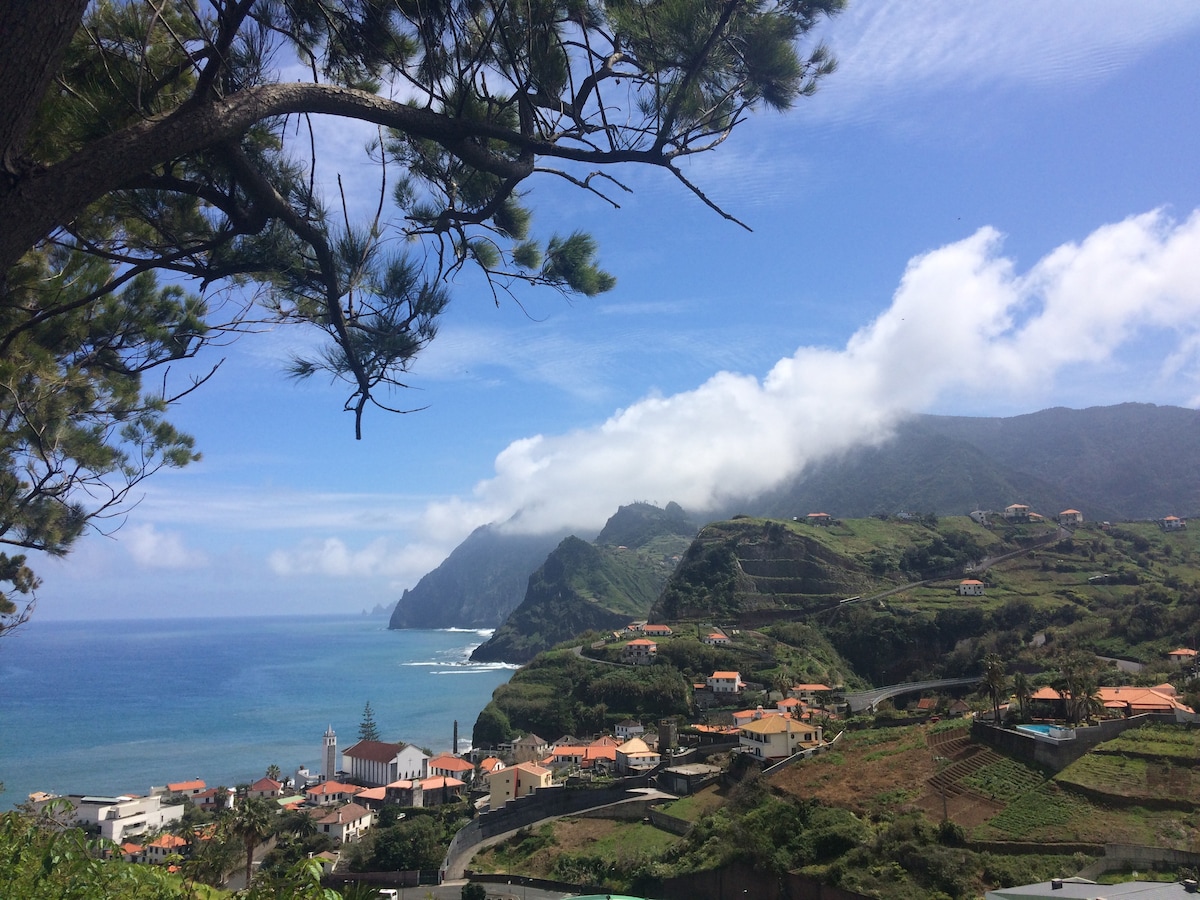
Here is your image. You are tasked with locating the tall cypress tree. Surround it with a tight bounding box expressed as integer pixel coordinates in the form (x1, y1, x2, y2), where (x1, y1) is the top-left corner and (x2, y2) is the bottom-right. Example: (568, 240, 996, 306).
(358, 701, 381, 742)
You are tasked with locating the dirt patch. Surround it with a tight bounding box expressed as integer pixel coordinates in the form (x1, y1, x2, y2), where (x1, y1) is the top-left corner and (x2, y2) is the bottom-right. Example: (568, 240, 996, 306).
(772, 726, 937, 815)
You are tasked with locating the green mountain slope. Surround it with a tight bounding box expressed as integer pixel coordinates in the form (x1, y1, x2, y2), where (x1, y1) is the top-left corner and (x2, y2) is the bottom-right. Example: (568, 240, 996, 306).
(470, 503, 697, 664)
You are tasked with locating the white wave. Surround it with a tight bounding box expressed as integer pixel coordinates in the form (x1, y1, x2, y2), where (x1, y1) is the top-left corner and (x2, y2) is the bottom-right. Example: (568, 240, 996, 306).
(439, 628, 495, 637)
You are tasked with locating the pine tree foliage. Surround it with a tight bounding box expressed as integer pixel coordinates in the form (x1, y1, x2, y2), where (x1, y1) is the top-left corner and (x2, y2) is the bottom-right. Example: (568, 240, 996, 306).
(0, 0, 843, 626)
(358, 700, 381, 741)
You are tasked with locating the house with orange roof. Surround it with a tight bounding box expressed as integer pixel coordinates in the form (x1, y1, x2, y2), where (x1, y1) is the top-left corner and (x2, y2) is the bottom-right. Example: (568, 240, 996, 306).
(304, 781, 363, 807)
(488, 761, 552, 808)
(1003, 503, 1031, 521)
(478, 756, 505, 774)
(162, 779, 205, 797)
(702, 632, 729, 646)
(144, 833, 188, 865)
(1161, 515, 1187, 531)
(351, 786, 387, 809)
(707, 671, 743, 694)
(1168, 648, 1198, 665)
(383, 779, 422, 808)
(119, 842, 144, 863)
(248, 777, 283, 800)
(192, 786, 235, 811)
(1058, 509, 1084, 525)
(958, 579, 984, 596)
(788, 683, 832, 704)
(806, 512, 832, 526)
(427, 753, 474, 780)
(642, 624, 673, 637)
(418, 775, 466, 805)
(314, 802, 374, 843)
(622, 637, 657, 665)
(739, 716, 823, 761)
(1029, 684, 1195, 720)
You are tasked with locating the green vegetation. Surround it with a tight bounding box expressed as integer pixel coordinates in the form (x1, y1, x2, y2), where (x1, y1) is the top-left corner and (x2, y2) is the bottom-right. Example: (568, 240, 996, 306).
(473, 650, 691, 745)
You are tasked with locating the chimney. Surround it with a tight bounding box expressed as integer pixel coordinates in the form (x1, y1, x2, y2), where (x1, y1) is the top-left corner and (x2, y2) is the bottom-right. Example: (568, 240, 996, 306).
(454, 719, 459, 753)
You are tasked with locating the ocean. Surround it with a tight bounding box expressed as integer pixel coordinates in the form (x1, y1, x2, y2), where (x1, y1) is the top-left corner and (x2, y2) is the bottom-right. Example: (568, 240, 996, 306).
(0, 616, 515, 811)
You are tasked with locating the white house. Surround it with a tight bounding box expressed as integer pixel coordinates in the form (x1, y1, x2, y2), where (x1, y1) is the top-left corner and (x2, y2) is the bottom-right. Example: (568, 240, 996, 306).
(315, 802, 375, 843)
(958, 579, 985, 596)
(427, 753, 474, 780)
(304, 780, 363, 807)
(615, 737, 660, 774)
(738, 717, 823, 761)
(701, 632, 729, 646)
(1058, 509, 1084, 525)
(707, 671, 743, 694)
(622, 638, 657, 665)
(1003, 504, 1031, 521)
(614, 719, 645, 740)
(1161, 515, 1187, 531)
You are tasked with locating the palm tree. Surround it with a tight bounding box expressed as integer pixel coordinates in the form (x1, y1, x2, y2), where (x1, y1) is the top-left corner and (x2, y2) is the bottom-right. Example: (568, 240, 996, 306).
(1012, 672, 1032, 722)
(230, 797, 274, 888)
(982, 653, 1009, 725)
(265, 764, 281, 783)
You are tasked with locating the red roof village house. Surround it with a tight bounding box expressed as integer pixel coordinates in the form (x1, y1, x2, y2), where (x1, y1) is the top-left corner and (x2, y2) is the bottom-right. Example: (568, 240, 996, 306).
(304, 781, 363, 807)
(702, 632, 730, 646)
(1058, 509, 1084, 525)
(707, 671, 744, 694)
(247, 777, 283, 799)
(958, 579, 984, 596)
(314, 802, 374, 843)
(427, 753, 475, 780)
(622, 638, 657, 665)
(806, 512, 832, 526)
(641, 624, 673, 636)
(1168, 648, 1198, 665)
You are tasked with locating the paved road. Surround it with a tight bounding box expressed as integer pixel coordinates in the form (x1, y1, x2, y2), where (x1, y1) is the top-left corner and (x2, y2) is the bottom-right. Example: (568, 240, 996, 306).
(842, 675, 981, 713)
(372, 884, 575, 900)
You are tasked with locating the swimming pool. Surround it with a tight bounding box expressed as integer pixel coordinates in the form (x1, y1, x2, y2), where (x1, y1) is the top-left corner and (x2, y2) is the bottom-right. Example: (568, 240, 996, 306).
(1017, 723, 1076, 742)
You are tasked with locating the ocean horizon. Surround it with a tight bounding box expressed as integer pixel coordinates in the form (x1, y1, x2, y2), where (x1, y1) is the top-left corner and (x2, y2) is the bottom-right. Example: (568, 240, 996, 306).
(0, 615, 516, 811)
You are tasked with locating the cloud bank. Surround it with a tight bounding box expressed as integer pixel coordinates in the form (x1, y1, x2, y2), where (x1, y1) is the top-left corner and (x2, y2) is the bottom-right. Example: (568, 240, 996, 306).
(410, 209, 1200, 541)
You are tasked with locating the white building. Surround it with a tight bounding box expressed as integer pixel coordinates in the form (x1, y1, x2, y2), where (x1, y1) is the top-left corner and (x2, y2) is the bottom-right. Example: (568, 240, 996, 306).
(707, 671, 743, 694)
(41, 794, 185, 844)
(341, 740, 430, 787)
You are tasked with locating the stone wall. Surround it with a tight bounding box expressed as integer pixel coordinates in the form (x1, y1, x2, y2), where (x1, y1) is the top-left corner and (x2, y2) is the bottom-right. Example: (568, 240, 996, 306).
(970, 714, 1175, 772)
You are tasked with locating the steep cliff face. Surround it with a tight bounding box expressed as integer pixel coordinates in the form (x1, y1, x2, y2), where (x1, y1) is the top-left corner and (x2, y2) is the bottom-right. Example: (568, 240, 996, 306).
(469, 503, 697, 663)
(651, 518, 876, 622)
(387, 524, 568, 630)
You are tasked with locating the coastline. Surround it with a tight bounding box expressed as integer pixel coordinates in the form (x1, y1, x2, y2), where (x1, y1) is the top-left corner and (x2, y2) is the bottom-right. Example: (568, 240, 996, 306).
(0, 616, 515, 811)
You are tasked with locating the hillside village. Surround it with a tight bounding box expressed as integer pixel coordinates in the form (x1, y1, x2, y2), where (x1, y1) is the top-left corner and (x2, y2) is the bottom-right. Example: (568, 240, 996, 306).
(17, 507, 1200, 898)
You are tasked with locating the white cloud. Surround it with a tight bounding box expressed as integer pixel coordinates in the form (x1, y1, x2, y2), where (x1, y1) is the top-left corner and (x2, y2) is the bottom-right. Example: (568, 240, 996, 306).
(810, 2, 1200, 121)
(412, 208, 1200, 539)
(267, 535, 445, 581)
(121, 524, 208, 569)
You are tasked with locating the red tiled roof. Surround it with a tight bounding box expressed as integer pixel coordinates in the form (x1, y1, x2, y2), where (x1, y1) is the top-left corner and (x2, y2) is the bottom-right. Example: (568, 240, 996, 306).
(306, 781, 362, 796)
(147, 834, 187, 849)
(419, 776, 465, 790)
(428, 754, 474, 773)
(166, 779, 205, 792)
(341, 740, 405, 763)
(315, 802, 372, 825)
(249, 777, 281, 792)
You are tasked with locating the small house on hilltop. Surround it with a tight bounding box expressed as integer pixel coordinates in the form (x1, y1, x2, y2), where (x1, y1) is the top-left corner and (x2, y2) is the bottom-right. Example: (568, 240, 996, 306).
(708, 671, 744, 694)
(622, 638, 657, 665)
(1168, 648, 1197, 665)
(702, 632, 729, 646)
(958, 579, 985, 596)
(1161, 515, 1187, 531)
(806, 512, 833, 527)
(642, 624, 673, 636)
(1058, 509, 1084, 525)
(1003, 504, 1031, 522)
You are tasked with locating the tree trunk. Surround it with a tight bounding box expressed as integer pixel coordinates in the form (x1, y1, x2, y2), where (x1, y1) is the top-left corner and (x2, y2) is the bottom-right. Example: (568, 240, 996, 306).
(0, 0, 88, 176)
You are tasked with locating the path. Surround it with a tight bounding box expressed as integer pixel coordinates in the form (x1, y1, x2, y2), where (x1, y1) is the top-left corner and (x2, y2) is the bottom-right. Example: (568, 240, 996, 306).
(842, 675, 982, 714)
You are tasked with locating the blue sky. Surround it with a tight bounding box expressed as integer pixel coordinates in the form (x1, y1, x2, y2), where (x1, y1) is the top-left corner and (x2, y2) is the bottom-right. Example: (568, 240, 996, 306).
(28, 2, 1200, 621)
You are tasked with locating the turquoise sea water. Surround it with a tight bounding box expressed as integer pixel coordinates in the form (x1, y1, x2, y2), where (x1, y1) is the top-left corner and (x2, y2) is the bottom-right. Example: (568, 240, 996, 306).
(0, 616, 515, 810)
